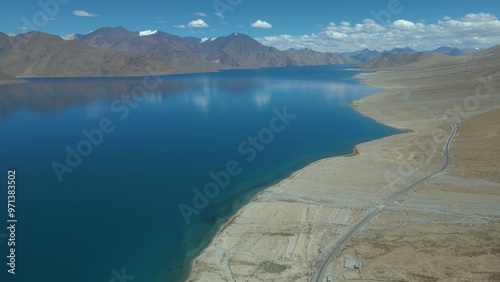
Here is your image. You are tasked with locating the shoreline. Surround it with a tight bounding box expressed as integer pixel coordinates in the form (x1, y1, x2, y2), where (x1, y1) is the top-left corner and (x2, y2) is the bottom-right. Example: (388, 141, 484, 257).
(0, 68, 220, 84)
(184, 139, 382, 281)
(205, 142, 370, 241)
(0, 63, 353, 85)
(0, 80, 26, 84)
(184, 70, 409, 281)
(187, 51, 500, 281)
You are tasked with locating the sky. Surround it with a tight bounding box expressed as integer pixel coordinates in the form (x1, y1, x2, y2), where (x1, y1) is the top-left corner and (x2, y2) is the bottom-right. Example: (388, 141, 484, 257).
(2, 0, 500, 52)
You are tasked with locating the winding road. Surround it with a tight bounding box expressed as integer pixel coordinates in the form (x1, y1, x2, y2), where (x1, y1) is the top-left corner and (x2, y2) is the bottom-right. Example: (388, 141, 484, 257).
(314, 90, 463, 282)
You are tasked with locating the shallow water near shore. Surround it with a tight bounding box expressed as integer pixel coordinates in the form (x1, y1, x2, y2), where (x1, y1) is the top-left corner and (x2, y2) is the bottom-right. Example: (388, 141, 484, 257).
(0, 65, 400, 282)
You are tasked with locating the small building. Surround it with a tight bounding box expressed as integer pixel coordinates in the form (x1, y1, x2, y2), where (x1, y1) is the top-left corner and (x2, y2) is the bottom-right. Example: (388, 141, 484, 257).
(344, 259, 363, 270)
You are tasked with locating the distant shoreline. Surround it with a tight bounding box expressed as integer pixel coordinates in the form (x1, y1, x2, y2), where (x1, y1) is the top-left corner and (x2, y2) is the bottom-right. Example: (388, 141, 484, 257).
(0, 79, 26, 85)
(0, 64, 353, 85)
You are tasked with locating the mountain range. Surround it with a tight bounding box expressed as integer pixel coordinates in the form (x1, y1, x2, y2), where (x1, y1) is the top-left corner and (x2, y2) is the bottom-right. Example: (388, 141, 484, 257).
(0, 27, 356, 80)
(357, 52, 435, 69)
(0, 26, 481, 82)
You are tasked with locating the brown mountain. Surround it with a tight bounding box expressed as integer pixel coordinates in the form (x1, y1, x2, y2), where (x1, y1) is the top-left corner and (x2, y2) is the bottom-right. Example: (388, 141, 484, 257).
(80, 27, 354, 69)
(82, 27, 213, 71)
(357, 45, 500, 75)
(0, 27, 358, 79)
(0, 31, 175, 77)
(285, 48, 356, 65)
(357, 52, 434, 69)
(200, 33, 290, 67)
(81, 26, 137, 49)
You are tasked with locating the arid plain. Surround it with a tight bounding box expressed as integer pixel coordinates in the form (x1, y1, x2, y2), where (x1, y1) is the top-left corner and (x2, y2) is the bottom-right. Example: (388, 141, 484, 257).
(188, 47, 500, 281)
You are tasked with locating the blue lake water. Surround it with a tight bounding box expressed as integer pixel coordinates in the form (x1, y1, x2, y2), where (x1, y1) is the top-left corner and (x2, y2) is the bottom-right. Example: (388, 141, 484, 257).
(0, 65, 400, 282)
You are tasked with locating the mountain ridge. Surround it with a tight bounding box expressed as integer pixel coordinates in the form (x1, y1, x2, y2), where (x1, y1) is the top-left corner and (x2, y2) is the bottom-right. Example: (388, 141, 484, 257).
(0, 27, 359, 81)
(0, 26, 487, 82)
(0, 30, 177, 78)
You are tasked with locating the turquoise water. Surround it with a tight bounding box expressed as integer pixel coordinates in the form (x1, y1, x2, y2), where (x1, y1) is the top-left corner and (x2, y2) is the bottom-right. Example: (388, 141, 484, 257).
(0, 65, 400, 282)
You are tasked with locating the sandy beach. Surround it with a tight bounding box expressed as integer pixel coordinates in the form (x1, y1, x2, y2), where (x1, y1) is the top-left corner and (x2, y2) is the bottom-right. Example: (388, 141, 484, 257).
(188, 48, 500, 281)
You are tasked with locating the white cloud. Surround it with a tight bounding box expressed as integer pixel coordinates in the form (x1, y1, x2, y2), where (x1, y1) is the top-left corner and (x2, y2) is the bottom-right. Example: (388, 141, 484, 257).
(174, 24, 186, 29)
(194, 12, 207, 17)
(462, 12, 497, 22)
(258, 13, 500, 52)
(188, 19, 209, 28)
(392, 19, 416, 30)
(251, 20, 272, 29)
(73, 10, 99, 17)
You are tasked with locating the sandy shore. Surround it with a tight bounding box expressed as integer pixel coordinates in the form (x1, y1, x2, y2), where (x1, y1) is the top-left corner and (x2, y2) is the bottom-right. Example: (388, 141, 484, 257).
(188, 50, 500, 281)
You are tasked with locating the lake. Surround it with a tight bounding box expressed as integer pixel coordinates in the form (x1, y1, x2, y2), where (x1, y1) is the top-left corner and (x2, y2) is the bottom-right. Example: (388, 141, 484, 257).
(0, 65, 400, 282)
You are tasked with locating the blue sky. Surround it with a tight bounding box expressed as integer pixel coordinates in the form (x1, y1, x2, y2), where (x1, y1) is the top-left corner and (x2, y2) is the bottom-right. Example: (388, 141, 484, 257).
(2, 0, 500, 52)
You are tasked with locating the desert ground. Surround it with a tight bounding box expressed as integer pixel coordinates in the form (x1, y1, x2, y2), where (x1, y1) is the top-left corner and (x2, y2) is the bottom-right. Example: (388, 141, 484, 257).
(188, 48, 500, 281)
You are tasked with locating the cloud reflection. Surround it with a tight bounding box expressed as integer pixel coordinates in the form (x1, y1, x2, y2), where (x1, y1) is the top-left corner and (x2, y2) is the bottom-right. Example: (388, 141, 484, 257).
(0, 69, 372, 118)
(253, 92, 271, 108)
(0, 78, 187, 118)
(192, 95, 210, 113)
